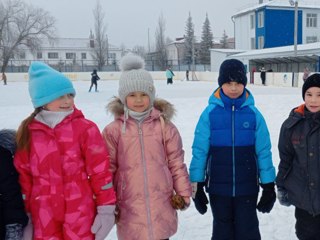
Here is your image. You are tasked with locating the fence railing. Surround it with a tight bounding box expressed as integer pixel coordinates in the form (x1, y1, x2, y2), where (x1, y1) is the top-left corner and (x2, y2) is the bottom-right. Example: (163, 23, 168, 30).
(1, 59, 211, 73)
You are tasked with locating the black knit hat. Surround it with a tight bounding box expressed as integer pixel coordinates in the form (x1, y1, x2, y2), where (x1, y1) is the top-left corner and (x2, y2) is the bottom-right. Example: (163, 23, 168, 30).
(218, 59, 247, 87)
(302, 73, 320, 100)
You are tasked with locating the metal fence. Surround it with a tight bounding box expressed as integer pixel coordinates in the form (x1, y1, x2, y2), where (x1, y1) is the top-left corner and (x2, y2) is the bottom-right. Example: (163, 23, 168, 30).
(1, 59, 211, 73)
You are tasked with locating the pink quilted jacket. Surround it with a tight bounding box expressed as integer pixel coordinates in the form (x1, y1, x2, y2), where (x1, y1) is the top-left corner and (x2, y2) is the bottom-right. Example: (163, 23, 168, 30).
(102, 98, 192, 240)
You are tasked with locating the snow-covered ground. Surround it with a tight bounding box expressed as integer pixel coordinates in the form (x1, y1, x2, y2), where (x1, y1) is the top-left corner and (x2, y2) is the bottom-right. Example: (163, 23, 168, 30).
(0, 79, 302, 240)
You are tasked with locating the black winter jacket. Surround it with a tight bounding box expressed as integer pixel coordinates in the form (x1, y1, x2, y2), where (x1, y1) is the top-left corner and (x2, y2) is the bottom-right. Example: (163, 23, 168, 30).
(0, 129, 28, 239)
(276, 105, 320, 215)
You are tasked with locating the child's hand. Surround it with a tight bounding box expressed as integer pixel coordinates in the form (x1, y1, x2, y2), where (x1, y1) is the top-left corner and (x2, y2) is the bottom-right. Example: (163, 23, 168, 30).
(170, 195, 190, 210)
(182, 196, 191, 210)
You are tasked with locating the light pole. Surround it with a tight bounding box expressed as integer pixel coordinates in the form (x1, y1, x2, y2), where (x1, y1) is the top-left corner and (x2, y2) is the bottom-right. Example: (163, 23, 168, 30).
(289, 0, 298, 57)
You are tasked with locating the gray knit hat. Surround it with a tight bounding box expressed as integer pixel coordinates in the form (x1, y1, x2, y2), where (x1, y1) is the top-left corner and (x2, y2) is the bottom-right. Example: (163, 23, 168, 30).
(118, 54, 155, 105)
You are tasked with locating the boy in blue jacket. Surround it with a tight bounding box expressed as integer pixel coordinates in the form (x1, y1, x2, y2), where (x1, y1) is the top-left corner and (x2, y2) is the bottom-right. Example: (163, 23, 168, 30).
(189, 59, 276, 240)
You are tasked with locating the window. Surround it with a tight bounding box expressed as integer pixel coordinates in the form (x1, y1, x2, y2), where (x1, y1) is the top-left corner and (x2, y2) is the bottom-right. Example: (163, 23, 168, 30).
(250, 15, 255, 29)
(19, 52, 26, 59)
(90, 39, 95, 48)
(306, 13, 317, 28)
(306, 36, 318, 43)
(66, 52, 76, 59)
(48, 52, 58, 59)
(108, 53, 116, 59)
(258, 36, 264, 49)
(258, 11, 264, 28)
(37, 52, 43, 59)
(251, 37, 256, 49)
(81, 53, 86, 59)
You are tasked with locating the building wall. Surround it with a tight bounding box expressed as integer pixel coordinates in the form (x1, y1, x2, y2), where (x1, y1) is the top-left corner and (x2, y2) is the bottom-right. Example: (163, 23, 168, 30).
(263, 9, 302, 48)
(235, 14, 252, 49)
(303, 8, 320, 43)
(12, 38, 123, 67)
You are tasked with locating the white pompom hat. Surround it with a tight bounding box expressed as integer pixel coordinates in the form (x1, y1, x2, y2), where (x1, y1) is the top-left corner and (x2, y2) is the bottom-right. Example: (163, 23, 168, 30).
(118, 54, 155, 106)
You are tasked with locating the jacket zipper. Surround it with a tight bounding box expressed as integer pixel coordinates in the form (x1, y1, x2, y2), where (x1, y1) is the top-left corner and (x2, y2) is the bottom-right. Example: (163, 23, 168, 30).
(138, 122, 154, 240)
(232, 104, 236, 197)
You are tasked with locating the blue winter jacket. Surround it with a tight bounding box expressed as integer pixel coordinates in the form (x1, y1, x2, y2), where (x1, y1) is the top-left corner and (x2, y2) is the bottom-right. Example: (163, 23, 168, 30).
(189, 88, 275, 196)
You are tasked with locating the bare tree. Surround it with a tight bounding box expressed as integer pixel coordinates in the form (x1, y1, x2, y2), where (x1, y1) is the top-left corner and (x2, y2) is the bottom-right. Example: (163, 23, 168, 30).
(0, 0, 56, 72)
(154, 13, 167, 70)
(120, 43, 127, 57)
(132, 45, 146, 58)
(92, 0, 108, 71)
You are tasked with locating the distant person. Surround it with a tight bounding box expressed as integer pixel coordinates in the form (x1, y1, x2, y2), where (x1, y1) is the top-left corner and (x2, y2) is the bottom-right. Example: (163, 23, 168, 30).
(260, 67, 266, 85)
(190, 59, 276, 240)
(14, 62, 116, 239)
(276, 73, 320, 240)
(1, 72, 7, 85)
(166, 67, 175, 84)
(186, 70, 189, 81)
(89, 69, 100, 92)
(102, 54, 192, 240)
(0, 129, 28, 240)
(303, 67, 310, 82)
(251, 67, 256, 84)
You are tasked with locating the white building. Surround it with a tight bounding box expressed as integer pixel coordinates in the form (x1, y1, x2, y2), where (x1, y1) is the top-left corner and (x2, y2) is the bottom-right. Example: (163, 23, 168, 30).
(9, 36, 123, 72)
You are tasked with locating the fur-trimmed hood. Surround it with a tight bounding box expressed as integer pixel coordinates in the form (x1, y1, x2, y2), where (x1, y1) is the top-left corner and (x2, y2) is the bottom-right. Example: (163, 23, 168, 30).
(106, 97, 176, 121)
(0, 129, 16, 154)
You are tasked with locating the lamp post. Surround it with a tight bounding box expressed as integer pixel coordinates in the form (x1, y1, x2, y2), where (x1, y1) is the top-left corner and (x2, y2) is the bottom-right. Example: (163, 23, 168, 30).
(289, 0, 298, 57)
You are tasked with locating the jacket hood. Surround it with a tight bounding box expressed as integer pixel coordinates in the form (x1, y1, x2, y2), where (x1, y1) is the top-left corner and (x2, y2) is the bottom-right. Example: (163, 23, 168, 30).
(209, 87, 254, 108)
(106, 97, 176, 121)
(0, 129, 16, 154)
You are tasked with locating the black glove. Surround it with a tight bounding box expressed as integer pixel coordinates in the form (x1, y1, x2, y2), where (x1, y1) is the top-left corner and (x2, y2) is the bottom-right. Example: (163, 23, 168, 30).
(192, 182, 209, 215)
(257, 182, 276, 213)
(277, 187, 291, 207)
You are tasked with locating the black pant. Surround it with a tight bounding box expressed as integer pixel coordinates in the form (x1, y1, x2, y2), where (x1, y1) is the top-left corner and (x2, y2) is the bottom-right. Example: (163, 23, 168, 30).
(89, 80, 97, 92)
(295, 207, 320, 240)
(167, 78, 173, 84)
(209, 194, 261, 240)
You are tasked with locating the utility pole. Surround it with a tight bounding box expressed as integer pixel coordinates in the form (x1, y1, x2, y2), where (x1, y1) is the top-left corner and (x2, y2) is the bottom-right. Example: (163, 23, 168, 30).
(293, 0, 298, 57)
(148, 28, 150, 53)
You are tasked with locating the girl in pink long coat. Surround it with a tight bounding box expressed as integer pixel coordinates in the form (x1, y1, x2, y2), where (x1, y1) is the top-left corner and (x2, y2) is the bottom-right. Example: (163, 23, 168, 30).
(14, 62, 116, 240)
(102, 54, 192, 240)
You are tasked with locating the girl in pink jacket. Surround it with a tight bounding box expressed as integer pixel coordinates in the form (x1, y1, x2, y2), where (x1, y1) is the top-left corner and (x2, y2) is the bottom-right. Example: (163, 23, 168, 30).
(102, 54, 192, 240)
(14, 62, 116, 240)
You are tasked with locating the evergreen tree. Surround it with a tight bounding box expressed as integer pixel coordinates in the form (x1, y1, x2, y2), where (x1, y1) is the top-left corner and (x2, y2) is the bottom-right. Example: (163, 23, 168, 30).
(199, 13, 213, 65)
(184, 12, 195, 64)
(221, 30, 229, 49)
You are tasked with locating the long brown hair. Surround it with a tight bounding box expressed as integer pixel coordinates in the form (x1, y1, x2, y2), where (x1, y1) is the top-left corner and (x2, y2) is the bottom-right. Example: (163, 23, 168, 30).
(16, 108, 42, 151)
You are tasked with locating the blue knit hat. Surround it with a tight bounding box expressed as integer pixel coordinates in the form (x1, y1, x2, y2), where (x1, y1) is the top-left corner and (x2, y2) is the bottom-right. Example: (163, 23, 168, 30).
(28, 62, 76, 108)
(218, 59, 247, 87)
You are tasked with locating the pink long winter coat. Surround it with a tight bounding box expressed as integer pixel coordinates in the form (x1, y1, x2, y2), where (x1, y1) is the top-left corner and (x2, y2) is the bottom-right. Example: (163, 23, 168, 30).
(14, 108, 116, 240)
(102, 98, 192, 240)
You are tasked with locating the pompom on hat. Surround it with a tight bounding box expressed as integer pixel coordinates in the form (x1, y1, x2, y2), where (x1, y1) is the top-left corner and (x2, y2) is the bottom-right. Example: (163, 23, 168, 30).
(118, 54, 155, 105)
(302, 73, 320, 100)
(218, 59, 247, 87)
(28, 62, 76, 108)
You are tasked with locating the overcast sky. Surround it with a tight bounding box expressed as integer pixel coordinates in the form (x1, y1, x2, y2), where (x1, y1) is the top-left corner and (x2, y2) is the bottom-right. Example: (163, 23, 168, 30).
(23, 0, 257, 48)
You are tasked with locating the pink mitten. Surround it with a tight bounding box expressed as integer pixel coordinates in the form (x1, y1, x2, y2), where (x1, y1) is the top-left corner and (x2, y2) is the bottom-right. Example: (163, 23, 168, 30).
(23, 213, 33, 240)
(91, 205, 115, 240)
